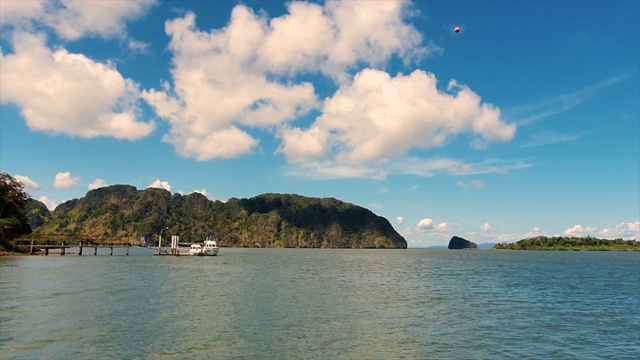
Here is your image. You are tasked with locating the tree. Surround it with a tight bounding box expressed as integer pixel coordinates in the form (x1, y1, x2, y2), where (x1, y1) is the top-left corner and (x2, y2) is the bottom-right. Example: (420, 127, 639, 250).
(0, 173, 32, 240)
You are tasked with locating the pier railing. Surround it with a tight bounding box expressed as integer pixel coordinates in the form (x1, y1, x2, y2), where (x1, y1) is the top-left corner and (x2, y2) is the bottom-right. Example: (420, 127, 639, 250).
(7, 234, 149, 256)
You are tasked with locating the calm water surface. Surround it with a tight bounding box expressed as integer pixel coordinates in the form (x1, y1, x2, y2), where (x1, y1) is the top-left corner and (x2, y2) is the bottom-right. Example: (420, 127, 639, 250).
(1, 248, 638, 359)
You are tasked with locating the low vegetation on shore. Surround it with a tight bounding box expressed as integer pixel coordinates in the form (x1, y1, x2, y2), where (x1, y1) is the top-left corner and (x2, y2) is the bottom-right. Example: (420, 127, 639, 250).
(494, 236, 639, 251)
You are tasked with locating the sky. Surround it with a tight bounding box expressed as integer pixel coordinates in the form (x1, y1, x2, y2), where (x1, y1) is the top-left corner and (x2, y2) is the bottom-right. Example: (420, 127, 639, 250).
(1, 0, 638, 247)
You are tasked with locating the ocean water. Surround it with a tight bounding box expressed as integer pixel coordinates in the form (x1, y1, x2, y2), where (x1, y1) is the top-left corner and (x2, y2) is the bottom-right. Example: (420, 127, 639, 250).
(0, 248, 638, 359)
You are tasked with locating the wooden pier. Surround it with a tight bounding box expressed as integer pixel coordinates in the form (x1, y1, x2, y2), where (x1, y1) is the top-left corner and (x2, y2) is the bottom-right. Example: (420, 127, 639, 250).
(8, 235, 208, 257)
(10, 240, 134, 256)
(7, 234, 145, 256)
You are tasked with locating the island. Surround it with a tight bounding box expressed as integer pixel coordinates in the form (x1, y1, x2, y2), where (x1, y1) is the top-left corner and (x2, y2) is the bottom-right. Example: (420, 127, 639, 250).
(448, 236, 478, 249)
(20, 185, 407, 249)
(494, 236, 639, 251)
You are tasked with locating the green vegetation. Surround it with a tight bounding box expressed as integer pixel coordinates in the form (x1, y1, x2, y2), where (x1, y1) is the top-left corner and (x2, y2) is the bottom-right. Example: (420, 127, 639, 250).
(1, 173, 32, 241)
(494, 236, 639, 251)
(26, 185, 407, 249)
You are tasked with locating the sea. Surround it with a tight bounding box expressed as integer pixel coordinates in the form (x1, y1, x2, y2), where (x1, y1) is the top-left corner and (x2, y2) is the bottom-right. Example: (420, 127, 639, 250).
(1, 248, 638, 359)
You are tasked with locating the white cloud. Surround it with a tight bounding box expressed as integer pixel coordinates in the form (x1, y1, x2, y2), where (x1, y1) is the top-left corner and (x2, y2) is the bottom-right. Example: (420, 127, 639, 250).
(258, 0, 434, 82)
(14, 175, 40, 191)
(417, 218, 433, 229)
(521, 226, 544, 239)
(142, 1, 436, 162)
(449, 164, 475, 175)
(38, 195, 58, 210)
(89, 178, 108, 190)
(456, 180, 485, 189)
(54, 171, 80, 189)
(280, 69, 515, 165)
(519, 131, 582, 148)
(404, 218, 462, 247)
(148, 180, 171, 191)
(480, 223, 495, 232)
(564, 224, 599, 237)
(434, 222, 451, 231)
(0, 0, 46, 29)
(284, 156, 530, 181)
(396, 216, 404, 225)
(127, 39, 151, 54)
(0, 32, 155, 140)
(192, 188, 215, 200)
(283, 161, 387, 180)
(1, 0, 157, 40)
(599, 221, 640, 240)
(516, 76, 627, 126)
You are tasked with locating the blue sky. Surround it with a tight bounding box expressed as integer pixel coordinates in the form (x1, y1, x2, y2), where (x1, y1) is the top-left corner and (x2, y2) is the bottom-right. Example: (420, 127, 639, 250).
(1, 0, 638, 247)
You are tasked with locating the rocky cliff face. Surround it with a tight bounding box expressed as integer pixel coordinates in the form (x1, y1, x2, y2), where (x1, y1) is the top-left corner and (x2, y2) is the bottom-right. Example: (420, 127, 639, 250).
(448, 236, 478, 249)
(31, 186, 407, 249)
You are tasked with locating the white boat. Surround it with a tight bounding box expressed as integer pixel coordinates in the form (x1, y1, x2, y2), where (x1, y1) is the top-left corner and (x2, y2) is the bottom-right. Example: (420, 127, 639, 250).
(188, 243, 202, 256)
(202, 237, 219, 256)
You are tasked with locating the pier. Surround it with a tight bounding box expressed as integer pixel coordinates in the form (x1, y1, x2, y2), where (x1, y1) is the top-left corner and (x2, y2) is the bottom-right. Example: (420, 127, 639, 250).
(8, 234, 146, 256)
(7, 235, 200, 256)
(7, 234, 206, 257)
(10, 239, 135, 256)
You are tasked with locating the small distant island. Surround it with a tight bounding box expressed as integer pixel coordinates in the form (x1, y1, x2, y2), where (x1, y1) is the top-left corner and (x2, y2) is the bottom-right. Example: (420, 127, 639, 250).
(494, 236, 639, 251)
(448, 236, 478, 249)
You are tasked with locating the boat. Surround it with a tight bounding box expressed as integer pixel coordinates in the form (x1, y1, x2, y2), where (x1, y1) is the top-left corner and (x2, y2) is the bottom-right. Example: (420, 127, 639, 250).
(188, 243, 202, 256)
(202, 236, 219, 256)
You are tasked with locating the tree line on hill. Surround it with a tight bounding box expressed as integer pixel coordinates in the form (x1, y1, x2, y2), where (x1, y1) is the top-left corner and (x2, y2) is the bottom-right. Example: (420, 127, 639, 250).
(6, 177, 407, 249)
(494, 236, 638, 251)
(2, 173, 637, 251)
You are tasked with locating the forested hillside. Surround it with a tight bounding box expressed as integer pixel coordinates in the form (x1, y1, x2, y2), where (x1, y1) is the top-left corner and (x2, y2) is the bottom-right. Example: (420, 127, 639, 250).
(29, 185, 407, 249)
(494, 236, 638, 251)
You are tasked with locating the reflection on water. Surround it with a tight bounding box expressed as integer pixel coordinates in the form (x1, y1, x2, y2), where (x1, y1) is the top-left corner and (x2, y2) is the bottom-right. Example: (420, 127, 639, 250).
(1, 249, 638, 359)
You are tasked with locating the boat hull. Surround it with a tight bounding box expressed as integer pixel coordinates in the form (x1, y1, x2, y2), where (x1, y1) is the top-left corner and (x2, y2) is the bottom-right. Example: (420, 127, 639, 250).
(202, 248, 219, 256)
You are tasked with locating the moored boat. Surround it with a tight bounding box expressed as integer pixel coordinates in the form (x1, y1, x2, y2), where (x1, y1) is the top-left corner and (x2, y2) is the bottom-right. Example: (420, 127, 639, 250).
(202, 236, 219, 256)
(188, 243, 202, 256)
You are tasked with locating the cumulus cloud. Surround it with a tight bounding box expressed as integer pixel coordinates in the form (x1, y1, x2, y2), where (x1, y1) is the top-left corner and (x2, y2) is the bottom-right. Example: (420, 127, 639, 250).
(434, 222, 451, 231)
(89, 178, 108, 190)
(280, 69, 515, 166)
(54, 171, 80, 189)
(403, 218, 461, 247)
(564, 224, 599, 237)
(192, 188, 215, 200)
(417, 218, 434, 229)
(14, 175, 40, 191)
(38, 195, 58, 210)
(599, 221, 640, 240)
(396, 216, 404, 225)
(148, 180, 171, 191)
(0, 0, 157, 40)
(258, 0, 433, 81)
(142, 1, 438, 162)
(0, 32, 155, 140)
(521, 226, 544, 239)
(480, 223, 495, 232)
(0, 0, 46, 29)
